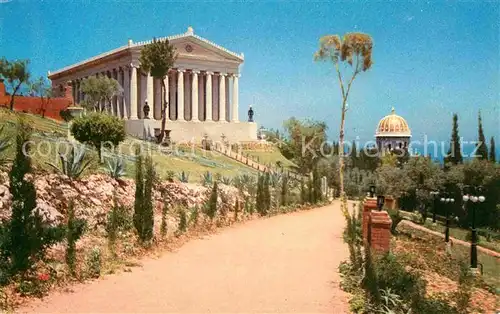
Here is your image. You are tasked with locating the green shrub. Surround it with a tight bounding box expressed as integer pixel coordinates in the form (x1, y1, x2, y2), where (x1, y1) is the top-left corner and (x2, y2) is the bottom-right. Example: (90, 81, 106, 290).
(106, 157, 126, 179)
(71, 112, 126, 161)
(201, 171, 213, 187)
(47, 145, 93, 180)
(176, 207, 187, 236)
(374, 253, 426, 307)
(189, 206, 199, 226)
(1, 119, 65, 278)
(133, 150, 155, 243)
(86, 247, 101, 278)
(177, 171, 189, 183)
(65, 200, 86, 276)
(160, 201, 168, 238)
(205, 181, 218, 220)
(165, 170, 175, 182)
(387, 208, 403, 235)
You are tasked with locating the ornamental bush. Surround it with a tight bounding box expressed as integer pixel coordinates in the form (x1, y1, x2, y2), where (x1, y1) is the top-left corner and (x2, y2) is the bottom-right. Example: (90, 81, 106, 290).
(71, 112, 126, 161)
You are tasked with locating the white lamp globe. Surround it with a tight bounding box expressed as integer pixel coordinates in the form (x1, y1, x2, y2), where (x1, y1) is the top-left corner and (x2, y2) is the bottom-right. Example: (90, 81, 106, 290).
(472, 196, 478, 203)
(440, 198, 445, 202)
(462, 195, 469, 202)
(450, 198, 455, 203)
(478, 196, 486, 202)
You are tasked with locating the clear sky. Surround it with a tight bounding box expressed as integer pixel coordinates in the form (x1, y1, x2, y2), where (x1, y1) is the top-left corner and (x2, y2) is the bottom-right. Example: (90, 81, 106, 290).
(1, 0, 499, 147)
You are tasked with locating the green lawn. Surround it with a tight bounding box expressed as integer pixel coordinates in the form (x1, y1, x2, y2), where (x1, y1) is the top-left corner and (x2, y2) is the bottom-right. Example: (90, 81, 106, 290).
(0, 109, 267, 182)
(243, 148, 296, 169)
(395, 224, 500, 292)
(398, 210, 500, 253)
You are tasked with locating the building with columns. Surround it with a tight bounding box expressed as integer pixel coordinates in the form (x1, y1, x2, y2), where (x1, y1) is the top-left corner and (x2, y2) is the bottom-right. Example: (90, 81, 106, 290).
(48, 26, 257, 143)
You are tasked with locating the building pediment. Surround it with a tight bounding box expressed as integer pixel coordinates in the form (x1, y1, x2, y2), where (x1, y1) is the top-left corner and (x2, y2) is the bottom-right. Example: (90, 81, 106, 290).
(49, 26, 243, 79)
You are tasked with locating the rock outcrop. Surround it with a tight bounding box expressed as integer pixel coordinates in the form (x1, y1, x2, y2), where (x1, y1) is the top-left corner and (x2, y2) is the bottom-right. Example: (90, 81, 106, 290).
(0, 171, 242, 230)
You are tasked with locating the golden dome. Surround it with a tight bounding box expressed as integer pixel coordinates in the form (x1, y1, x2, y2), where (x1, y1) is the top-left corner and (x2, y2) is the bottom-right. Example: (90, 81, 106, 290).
(375, 107, 411, 138)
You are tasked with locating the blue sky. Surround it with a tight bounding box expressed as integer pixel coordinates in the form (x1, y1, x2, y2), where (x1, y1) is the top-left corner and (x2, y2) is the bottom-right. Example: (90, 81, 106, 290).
(1, 0, 498, 147)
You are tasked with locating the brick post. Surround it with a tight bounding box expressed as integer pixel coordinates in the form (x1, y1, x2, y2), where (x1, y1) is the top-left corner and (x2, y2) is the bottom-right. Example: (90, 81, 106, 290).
(369, 211, 392, 253)
(362, 197, 377, 243)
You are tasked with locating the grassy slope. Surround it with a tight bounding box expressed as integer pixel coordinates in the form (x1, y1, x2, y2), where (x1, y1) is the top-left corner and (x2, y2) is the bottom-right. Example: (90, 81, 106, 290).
(243, 148, 296, 169)
(0, 109, 294, 182)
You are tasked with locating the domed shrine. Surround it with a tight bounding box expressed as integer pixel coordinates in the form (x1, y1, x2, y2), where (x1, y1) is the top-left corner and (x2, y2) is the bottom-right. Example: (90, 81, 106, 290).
(375, 107, 411, 152)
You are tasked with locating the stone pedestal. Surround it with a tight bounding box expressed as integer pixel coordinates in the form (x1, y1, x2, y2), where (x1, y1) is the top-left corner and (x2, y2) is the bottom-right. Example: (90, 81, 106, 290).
(369, 210, 392, 253)
(362, 197, 378, 243)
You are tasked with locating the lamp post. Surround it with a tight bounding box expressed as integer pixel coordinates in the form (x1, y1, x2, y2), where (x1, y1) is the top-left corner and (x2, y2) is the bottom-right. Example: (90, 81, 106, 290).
(377, 195, 385, 211)
(439, 192, 454, 244)
(462, 185, 486, 272)
(369, 185, 376, 198)
(430, 190, 440, 223)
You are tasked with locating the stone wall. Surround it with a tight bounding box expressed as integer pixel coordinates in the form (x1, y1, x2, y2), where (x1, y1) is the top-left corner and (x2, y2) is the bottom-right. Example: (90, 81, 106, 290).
(0, 171, 242, 231)
(125, 119, 258, 143)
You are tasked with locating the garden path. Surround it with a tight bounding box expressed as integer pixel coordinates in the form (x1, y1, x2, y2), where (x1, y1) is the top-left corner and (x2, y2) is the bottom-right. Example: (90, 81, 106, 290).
(18, 201, 349, 313)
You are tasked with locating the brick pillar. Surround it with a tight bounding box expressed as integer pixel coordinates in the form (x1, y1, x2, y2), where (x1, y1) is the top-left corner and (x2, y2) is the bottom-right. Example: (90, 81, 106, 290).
(369, 211, 392, 253)
(362, 197, 377, 243)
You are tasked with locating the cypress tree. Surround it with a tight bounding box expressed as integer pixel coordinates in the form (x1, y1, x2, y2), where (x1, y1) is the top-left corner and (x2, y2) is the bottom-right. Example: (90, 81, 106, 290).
(5, 119, 65, 275)
(133, 147, 144, 238)
(308, 174, 313, 204)
(489, 136, 496, 163)
(66, 200, 85, 275)
(255, 175, 263, 214)
(206, 181, 218, 220)
(351, 141, 358, 168)
(142, 155, 155, 242)
(444, 114, 463, 165)
(264, 172, 271, 213)
(300, 177, 307, 204)
(280, 174, 288, 206)
(476, 111, 488, 160)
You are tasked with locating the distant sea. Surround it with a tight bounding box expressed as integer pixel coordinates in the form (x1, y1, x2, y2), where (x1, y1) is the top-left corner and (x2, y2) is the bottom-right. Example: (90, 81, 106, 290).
(408, 142, 499, 164)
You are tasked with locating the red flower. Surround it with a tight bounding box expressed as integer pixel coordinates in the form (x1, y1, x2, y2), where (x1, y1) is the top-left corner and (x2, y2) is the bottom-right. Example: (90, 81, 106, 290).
(37, 273, 50, 281)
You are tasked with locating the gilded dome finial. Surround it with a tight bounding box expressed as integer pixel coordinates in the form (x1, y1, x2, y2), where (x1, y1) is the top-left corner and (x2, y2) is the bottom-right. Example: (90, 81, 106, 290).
(391, 107, 395, 114)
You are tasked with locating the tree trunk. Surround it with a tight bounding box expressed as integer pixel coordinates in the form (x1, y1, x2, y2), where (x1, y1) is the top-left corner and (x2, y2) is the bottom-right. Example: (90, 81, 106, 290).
(158, 78, 168, 144)
(338, 99, 347, 199)
(9, 83, 22, 111)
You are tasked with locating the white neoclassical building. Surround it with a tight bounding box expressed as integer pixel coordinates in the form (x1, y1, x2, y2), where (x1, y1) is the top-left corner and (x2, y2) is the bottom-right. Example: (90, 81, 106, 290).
(48, 27, 257, 143)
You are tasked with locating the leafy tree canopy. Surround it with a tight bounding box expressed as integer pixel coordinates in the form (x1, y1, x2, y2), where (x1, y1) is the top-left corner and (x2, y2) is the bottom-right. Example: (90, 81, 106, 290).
(70, 112, 126, 161)
(80, 76, 122, 111)
(0, 58, 31, 110)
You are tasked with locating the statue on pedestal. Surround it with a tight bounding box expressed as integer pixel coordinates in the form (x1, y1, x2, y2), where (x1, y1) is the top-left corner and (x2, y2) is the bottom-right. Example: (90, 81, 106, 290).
(248, 105, 254, 122)
(143, 99, 150, 119)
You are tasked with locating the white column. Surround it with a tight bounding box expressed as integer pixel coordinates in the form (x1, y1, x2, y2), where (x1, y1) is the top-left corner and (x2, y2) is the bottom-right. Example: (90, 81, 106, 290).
(111, 70, 116, 116)
(219, 73, 226, 122)
(123, 68, 130, 119)
(154, 78, 161, 120)
(191, 70, 199, 122)
(130, 66, 138, 119)
(177, 69, 185, 121)
(232, 74, 240, 122)
(205, 72, 213, 121)
(117, 69, 123, 118)
(163, 74, 170, 121)
(147, 72, 154, 119)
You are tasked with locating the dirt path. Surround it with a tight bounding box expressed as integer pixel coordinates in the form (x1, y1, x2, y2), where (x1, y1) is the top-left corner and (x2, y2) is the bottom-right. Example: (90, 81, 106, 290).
(18, 201, 349, 313)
